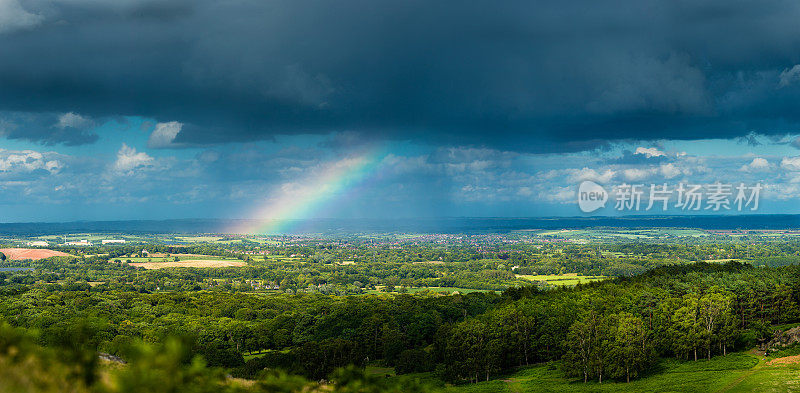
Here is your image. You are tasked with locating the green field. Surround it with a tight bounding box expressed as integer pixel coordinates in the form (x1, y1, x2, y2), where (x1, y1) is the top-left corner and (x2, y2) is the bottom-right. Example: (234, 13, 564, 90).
(515, 273, 607, 286)
(365, 365, 397, 377)
(242, 349, 290, 361)
(442, 352, 799, 393)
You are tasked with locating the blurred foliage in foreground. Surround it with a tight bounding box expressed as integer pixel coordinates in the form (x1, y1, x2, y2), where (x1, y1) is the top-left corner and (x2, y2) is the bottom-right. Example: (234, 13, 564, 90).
(0, 323, 439, 393)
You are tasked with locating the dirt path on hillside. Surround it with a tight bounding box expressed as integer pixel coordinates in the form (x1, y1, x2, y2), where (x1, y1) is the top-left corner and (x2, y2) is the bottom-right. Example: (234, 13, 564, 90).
(714, 352, 764, 393)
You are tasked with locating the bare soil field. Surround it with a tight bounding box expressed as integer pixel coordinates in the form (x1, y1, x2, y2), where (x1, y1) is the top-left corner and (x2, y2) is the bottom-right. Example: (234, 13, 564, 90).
(0, 248, 71, 260)
(130, 260, 246, 269)
(767, 354, 800, 366)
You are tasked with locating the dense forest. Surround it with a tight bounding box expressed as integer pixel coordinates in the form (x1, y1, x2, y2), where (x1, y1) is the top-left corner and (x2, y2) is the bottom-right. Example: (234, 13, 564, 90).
(1, 233, 800, 392)
(1, 259, 799, 390)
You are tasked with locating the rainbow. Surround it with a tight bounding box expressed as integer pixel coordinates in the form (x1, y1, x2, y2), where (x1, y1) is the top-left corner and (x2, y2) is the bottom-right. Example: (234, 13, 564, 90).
(229, 147, 386, 234)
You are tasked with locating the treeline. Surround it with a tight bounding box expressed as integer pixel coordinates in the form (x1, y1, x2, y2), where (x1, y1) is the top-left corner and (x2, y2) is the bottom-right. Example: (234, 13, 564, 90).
(224, 263, 800, 385)
(435, 262, 800, 384)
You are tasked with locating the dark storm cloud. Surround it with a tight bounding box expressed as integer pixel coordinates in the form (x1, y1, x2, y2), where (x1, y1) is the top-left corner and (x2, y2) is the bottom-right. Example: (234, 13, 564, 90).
(3, 0, 800, 151)
(0, 111, 98, 145)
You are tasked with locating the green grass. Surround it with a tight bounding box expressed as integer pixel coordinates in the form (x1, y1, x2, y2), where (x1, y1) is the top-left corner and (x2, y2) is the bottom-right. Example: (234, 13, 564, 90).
(442, 352, 800, 393)
(241, 349, 290, 361)
(242, 352, 266, 361)
(515, 274, 607, 286)
(724, 365, 800, 392)
(365, 365, 396, 377)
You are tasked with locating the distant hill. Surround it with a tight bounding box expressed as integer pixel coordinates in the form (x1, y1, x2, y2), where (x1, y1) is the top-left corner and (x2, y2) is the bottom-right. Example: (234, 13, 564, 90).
(0, 215, 799, 235)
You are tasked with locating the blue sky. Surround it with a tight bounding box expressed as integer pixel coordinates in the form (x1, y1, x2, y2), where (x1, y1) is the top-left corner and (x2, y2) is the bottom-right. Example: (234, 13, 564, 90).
(2, 1, 800, 222)
(1, 118, 798, 221)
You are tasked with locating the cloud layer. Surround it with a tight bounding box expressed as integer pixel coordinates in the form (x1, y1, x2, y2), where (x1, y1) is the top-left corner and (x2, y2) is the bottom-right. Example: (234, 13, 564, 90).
(2, 0, 800, 151)
(4, 1, 800, 221)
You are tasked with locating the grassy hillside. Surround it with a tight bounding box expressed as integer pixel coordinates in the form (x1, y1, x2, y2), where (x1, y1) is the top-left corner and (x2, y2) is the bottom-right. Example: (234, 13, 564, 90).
(438, 351, 799, 393)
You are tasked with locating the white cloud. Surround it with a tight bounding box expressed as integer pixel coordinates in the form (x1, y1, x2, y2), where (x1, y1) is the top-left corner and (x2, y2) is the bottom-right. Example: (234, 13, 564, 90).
(764, 182, 800, 201)
(567, 167, 616, 183)
(634, 147, 666, 158)
(516, 186, 533, 197)
(623, 168, 656, 181)
(538, 186, 574, 203)
(779, 65, 800, 88)
(0, 149, 63, 173)
(0, 0, 43, 33)
(659, 163, 681, 179)
(113, 143, 154, 173)
(56, 112, 93, 129)
(740, 157, 771, 172)
(147, 121, 183, 148)
(781, 156, 800, 171)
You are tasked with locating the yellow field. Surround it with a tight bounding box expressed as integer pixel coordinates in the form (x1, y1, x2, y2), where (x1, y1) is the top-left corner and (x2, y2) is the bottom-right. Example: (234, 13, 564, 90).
(130, 260, 246, 269)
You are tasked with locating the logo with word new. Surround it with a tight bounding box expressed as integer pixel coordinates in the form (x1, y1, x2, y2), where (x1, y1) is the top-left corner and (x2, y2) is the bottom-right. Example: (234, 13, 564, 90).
(576, 179, 763, 214)
(578, 181, 608, 213)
